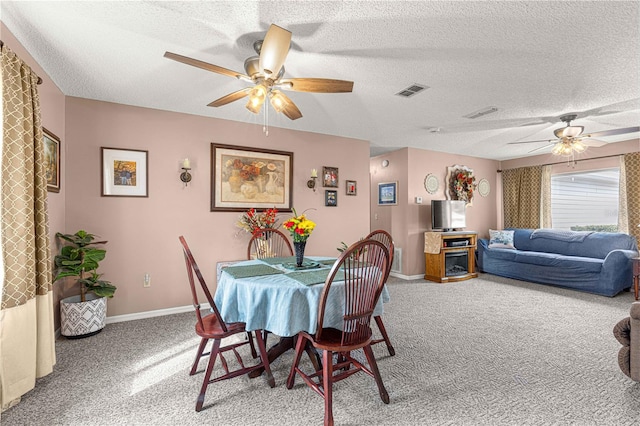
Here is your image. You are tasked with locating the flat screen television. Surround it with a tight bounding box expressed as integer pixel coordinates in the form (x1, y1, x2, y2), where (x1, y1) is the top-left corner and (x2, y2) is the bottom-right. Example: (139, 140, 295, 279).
(431, 200, 466, 231)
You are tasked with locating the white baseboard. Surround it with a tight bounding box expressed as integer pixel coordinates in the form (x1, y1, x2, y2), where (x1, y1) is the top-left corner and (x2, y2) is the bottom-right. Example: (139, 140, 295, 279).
(389, 272, 424, 281)
(105, 303, 210, 324)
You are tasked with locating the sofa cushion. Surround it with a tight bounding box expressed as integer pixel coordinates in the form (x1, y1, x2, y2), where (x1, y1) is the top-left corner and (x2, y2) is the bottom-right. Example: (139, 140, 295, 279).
(513, 251, 603, 273)
(483, 247, 518, 261)
(489, 229, 515, 249)
(510, 228, 638, 259)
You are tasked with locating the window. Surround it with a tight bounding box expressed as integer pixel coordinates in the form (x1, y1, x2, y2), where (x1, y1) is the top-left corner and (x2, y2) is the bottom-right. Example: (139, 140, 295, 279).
(550, 168, 620, 231)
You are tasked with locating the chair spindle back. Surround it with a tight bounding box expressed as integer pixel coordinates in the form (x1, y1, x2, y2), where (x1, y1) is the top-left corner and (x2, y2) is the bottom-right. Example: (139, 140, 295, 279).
(365, 230, 394, 281)
(316, 239, 389, 346)
(179, 236, 228, 333)
(247, 228, 294, 259)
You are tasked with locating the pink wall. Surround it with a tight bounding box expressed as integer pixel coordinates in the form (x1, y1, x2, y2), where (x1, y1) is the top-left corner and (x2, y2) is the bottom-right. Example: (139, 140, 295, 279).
(64, 98, 371, 317)
(1, 23, 68, 324)
(371, 148, 500, 276)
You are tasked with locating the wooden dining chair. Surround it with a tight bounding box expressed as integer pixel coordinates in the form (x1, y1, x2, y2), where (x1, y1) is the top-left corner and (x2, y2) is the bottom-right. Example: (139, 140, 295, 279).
(247, 228, 294, 259)
(365, 230, 396, 356)
(246, 228, 294, 345)
(286, 239, 391, 426)
(179, 236, 275, 412)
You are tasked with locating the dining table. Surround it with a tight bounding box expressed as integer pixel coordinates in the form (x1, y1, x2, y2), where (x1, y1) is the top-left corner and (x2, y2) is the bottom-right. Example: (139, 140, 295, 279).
(214, 256, 390, 374)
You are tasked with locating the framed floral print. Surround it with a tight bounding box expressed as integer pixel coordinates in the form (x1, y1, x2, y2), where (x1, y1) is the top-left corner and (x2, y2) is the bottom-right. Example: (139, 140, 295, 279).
(43, 128, 60, 192)
(211, 143, 293, 212)
(101, 147, 148, 197)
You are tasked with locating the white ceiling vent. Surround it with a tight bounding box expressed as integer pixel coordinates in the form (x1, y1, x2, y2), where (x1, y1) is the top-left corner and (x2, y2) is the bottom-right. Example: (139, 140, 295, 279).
(395, 84, 429, 98)
(464, 106, 499, 119)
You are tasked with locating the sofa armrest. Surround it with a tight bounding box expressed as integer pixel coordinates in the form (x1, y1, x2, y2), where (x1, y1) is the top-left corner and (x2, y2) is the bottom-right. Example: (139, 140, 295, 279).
(631, 302, 640, 381)
(601, 249, 636, 289)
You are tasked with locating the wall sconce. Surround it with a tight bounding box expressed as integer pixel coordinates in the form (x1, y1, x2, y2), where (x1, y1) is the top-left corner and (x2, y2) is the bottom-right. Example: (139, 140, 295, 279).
(180, 158, 192, 186)
(307, 168, 318, 192)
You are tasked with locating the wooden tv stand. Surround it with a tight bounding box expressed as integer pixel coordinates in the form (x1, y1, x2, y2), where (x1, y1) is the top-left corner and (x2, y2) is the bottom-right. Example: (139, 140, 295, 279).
(424, 231, 477, 283)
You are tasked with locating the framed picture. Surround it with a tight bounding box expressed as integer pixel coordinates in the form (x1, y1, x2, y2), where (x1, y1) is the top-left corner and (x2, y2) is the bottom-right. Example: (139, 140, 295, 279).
(346, 180, 357, 196)
(101, 147, 148, 197)
(378, 181, 397, 205)
(43, 128, 60, 193)
(325, 190, 337, 207)
(322, 166, 338, 187)
(211, 143, 293, 212)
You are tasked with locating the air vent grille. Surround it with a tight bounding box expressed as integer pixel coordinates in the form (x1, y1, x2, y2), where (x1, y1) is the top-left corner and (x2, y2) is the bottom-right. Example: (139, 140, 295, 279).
(395, 84, 429, 98)
(464, 106, 499, 119)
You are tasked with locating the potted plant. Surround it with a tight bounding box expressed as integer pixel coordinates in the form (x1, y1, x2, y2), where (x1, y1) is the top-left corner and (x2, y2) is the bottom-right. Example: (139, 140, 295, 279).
(54, 230, 116, 338)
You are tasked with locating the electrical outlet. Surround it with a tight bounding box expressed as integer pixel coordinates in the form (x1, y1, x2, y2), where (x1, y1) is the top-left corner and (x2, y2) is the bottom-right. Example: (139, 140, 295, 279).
(144, 273, 151, 288)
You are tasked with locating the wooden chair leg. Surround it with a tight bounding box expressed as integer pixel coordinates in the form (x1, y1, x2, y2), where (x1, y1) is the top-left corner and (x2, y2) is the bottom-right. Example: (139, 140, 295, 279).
(363, 344, 389, 404)
(247, 331, 258, 359)
(254, 329, 275, 388)
(190, 338, 209, 376)
(196, 339, 221, 412)
(323, 349, 334, 426)
(374, 315, 395, 356)
(286, 334, 308, 389)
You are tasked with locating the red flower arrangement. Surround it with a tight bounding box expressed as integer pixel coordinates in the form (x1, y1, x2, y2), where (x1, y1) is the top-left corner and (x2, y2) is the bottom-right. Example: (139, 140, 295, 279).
(236, 207, 279, 236)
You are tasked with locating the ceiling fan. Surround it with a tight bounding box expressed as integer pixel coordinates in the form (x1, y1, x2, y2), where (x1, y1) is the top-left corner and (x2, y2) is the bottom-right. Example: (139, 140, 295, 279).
(164, 24, 354, 121)
(508, 114, 640, 157)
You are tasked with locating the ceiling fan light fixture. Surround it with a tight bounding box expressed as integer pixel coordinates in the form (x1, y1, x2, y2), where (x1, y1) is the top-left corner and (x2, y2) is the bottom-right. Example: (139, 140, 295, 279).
(561, 125, 584, 138)
(572, 140, 586, 153)
(245, 85, 267, 114)
(269, 91, 286, 113)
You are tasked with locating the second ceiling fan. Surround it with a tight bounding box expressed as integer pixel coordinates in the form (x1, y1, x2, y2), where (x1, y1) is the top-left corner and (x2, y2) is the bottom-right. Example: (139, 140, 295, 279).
(164, 24, 354, 121)
(509, 113, 640, 156)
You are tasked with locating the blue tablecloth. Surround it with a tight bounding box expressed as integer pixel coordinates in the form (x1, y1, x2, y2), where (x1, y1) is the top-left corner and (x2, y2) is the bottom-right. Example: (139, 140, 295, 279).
(214, 257, 390, 337)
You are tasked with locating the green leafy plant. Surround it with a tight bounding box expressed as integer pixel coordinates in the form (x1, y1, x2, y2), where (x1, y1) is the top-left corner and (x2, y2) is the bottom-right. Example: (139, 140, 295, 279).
(337, 238, 367, 259)
(54, 230, 116, 300)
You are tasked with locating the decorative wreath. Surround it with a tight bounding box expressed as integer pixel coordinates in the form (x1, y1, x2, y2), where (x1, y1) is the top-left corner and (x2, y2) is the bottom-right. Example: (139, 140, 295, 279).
(450, 168, 476, 203)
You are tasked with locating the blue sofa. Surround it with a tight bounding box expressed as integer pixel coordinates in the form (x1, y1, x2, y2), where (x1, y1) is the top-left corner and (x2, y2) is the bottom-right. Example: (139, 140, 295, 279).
(477, 229, 638, 297)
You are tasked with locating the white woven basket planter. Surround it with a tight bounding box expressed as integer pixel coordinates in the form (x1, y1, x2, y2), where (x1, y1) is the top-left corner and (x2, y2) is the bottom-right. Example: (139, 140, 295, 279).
(60, 293, 107, 338)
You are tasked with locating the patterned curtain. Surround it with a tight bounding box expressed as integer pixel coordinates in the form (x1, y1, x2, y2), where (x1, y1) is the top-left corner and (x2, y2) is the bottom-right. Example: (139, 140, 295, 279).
(618, 156, 628, 234)
(624, 152, 640, 246)
(540, 165, 552, 229)
(0, 44, 56, 411)
(502, 166, 543, 229)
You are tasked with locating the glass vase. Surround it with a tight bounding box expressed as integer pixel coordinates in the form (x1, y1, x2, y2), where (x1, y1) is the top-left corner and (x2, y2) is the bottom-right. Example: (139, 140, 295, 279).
(294, 241, 306, 267)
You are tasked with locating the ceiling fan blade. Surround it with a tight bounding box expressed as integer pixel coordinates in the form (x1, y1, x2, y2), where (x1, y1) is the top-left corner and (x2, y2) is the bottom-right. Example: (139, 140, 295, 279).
(259, 24, 291, 78)
(279, 78, 354, 93)
(164, 51, 250, 80)
(580, 138, 608, 147)
(582, 126, 640, 138)
(276, 92, 302, 120)
(527, 144, 554, 154)
(207, 88, 252, 107)
(508, 139, 555, 145)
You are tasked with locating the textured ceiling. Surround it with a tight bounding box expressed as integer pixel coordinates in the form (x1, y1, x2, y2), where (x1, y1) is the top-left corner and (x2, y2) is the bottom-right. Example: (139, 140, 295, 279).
(2, 1, 639, 160)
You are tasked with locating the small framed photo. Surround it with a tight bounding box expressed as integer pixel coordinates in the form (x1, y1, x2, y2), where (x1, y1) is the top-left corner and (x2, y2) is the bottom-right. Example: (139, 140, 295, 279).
(325, 190, 337, 207)
(378, 181, 397, 205)
(346, 180, 357, 196)
(43, 128, 61, 193)
(101, 147, 149, 197)
(322, 166, 338, 188)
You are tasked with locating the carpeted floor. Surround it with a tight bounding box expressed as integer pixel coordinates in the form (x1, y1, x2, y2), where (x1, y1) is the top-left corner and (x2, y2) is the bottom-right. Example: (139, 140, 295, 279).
(2, 273, 640, 425)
